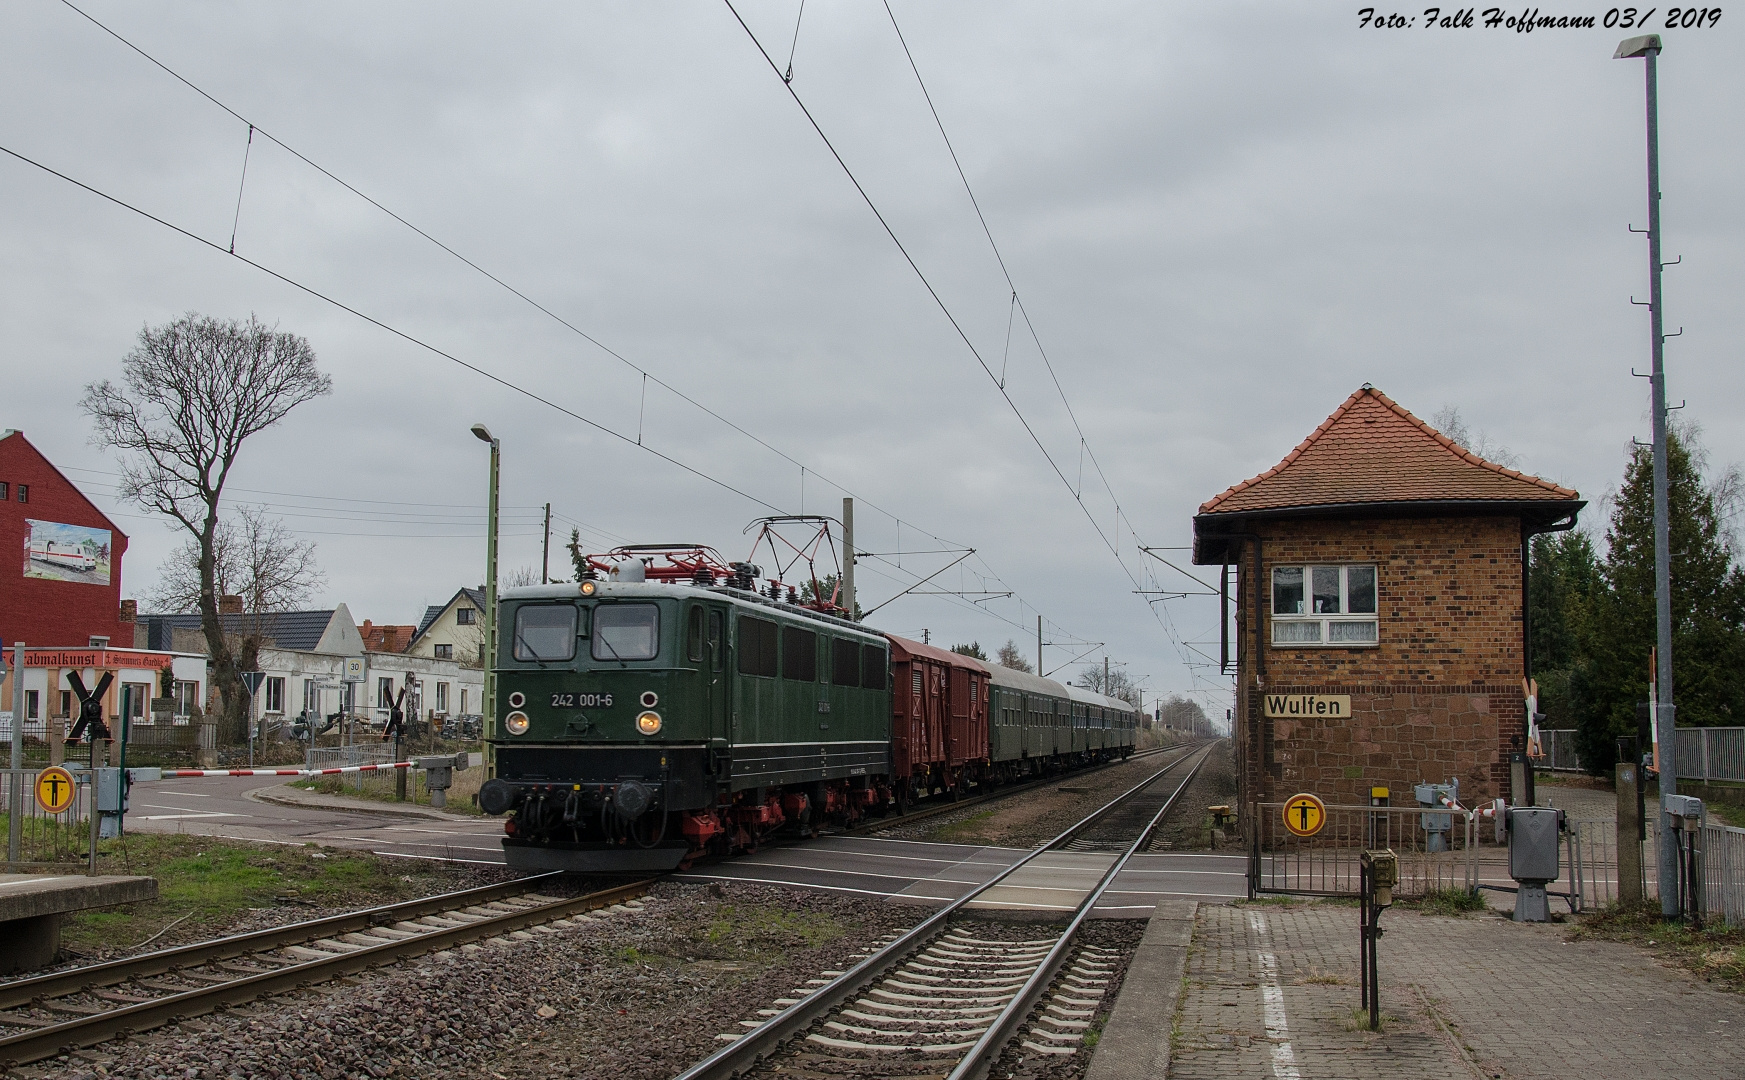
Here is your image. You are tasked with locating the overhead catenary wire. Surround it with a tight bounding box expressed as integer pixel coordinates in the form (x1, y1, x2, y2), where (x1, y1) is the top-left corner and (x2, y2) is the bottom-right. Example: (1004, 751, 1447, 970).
(725, 0, 1214, 694)
(50, 0, 1093, 659)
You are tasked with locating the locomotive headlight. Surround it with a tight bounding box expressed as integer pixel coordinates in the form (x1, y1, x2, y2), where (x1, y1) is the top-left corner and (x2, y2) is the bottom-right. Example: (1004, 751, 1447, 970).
(505, 711, 531, 735)
(580, 580, 597, 596)
(636, 711, 662, 735)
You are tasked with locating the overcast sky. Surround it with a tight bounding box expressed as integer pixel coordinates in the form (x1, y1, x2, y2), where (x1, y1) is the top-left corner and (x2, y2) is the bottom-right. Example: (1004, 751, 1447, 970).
(3, 3, 1739, 720)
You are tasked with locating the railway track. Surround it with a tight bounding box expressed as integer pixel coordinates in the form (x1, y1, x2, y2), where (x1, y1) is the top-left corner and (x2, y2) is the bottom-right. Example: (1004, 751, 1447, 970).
(844, 740, 1191, 839)
(675, 743, 1215, 1080)
(0, 874, 651, 1069)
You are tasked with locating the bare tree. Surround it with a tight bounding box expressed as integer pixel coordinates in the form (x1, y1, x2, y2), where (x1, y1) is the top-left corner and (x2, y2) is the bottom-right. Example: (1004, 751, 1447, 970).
(145, 505, 324, 614)
(504, 565, 541, 589)
(83, 313, 331, 741)
(1158, 694, 1211, 736)
(1431, 405, 1522, 469)
(1077, 662, 1143, 708)
(995, 640, 1033, 673)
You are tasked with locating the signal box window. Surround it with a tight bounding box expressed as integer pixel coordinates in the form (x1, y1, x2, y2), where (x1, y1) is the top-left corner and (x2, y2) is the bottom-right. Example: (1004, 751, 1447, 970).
(1271, 564, 1378, 646)
(590, 604, 658, 662)
(782, 626, 817, 681)
(832, 638, 860, 687)
(15, 484, 25, 503)
(738, 616, 778, 677)
(862, 644, 885, 690)
(516, 603, 579, 661)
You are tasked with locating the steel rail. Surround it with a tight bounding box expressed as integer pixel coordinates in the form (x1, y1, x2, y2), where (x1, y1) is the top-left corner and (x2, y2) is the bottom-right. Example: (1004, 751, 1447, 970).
(843, 741, 1190, 838)
(0, 877, 651, 1067)
(946, 743, 1214, 1080)
(670, 743, 1213, 1080)
(0, 872, 564, 1010)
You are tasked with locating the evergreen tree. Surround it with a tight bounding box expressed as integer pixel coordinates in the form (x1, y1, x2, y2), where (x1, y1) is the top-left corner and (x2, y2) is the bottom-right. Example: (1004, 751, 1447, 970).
(1572, 427, 1745, 771)
(1527, 529, 1601, 734)
(951, 642, 988, 661)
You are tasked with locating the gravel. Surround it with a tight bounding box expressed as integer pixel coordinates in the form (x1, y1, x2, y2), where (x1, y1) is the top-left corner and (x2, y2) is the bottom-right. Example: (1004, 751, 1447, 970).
(25, 881, 916, 1080)
(871, 745, 1206, 849)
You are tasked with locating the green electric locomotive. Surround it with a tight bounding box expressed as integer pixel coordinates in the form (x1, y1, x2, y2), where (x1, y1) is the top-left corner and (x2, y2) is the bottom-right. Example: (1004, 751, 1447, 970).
(478, 573, 891, 871)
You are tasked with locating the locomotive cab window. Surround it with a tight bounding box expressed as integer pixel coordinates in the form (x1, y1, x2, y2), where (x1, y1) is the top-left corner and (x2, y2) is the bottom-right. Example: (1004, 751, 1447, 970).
(514, 603, 577, 662)
(687, 607, 705, 663)
(591, 603, 660, 662)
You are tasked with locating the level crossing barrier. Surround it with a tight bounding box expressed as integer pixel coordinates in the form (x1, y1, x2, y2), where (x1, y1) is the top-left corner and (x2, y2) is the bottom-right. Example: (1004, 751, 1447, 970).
(1249, 801, 1479, 898)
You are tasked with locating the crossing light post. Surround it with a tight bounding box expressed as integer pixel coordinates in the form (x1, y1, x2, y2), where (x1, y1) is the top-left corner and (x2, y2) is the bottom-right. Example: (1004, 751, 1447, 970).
(1615, 32, 1681, 918)
(472, 423, 500, 778)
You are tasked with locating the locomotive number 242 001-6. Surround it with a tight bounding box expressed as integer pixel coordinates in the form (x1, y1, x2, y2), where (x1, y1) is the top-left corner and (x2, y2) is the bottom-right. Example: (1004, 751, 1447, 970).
(551, 693, 613, 708)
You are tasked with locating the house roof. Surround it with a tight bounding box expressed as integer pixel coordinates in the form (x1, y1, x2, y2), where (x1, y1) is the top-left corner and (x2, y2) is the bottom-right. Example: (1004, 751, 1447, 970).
(1192, 386, 1582, 562)
(413, 587, 486, 642)
(142, 610, 337, 652)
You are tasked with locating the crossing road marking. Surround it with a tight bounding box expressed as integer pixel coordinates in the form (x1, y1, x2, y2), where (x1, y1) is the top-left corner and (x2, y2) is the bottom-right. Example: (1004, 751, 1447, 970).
(34, 766, 76, 814)
(1282, 793, 1326, 838)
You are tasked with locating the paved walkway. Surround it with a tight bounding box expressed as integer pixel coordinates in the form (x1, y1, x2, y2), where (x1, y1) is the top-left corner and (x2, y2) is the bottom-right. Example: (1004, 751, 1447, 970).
(1165, 901, 1745, 1079)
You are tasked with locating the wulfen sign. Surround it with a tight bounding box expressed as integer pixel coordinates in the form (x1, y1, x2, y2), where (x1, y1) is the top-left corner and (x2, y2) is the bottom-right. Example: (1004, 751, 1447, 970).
(1263, 694, 1352, 719)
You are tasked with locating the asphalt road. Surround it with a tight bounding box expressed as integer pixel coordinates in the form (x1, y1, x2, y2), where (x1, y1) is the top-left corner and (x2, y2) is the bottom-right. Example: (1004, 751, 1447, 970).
(122, 776, 510, 864)
(118, 779, 1250, 914)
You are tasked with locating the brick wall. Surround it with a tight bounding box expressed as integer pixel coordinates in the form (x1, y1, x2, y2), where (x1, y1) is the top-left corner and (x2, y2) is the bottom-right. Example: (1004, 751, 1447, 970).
(0, 431, 131, 652)
(1233, 515, 1527, 808)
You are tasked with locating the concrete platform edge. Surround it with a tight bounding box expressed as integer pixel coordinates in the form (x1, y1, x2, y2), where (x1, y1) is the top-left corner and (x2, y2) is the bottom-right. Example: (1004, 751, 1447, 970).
(1083, 899, 1198, 1080)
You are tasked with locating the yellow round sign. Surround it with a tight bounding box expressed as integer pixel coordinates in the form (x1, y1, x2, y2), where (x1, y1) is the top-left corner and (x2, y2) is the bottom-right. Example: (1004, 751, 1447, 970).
(1282, 792, 1327, 838)
(35, 766, 77, 815)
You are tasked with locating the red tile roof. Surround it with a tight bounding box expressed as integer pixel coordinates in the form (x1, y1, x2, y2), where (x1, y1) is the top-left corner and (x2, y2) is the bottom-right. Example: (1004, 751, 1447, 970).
(1198, 386, 1579, 516)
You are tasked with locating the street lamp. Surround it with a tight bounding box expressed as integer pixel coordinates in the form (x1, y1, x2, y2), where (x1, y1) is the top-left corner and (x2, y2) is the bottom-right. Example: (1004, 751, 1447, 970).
(1615, 32, 1680, 919)
(472, 423, 500, 777)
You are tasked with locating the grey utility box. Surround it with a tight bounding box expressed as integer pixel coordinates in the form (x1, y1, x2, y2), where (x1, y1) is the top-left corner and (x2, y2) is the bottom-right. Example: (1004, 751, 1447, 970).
(418, 753, 470, 809)
(1506, 806, 1565, 922)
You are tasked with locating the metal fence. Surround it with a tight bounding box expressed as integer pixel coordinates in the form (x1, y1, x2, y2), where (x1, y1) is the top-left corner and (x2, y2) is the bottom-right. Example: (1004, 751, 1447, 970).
(1249, 802, 1478, 898)
(3, 768, 96, 870)
(1702, 821, 1745, 926)
(1534, 729, 1585, 772)
(1533, 726, 1745, 783)
(307, 741, 397, 789)
(1565, 818, 1634, 912)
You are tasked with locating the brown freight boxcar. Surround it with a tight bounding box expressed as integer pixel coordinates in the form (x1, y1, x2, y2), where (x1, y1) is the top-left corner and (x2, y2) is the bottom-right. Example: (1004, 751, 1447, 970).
(886, 635, 991, 809)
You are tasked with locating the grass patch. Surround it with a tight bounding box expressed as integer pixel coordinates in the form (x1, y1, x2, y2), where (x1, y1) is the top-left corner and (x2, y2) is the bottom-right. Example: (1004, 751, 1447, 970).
(290, 765, 484, 815)
(1705, 802, 1745, 829)
(1338, 1006, 1398, 1032)
(931, 808, 998, 844)
(1574, 900, 1745, 991)
(55, 832, 490, 956)
(1413, 888, 1487, 917)
(1233, 895, 1305, 907)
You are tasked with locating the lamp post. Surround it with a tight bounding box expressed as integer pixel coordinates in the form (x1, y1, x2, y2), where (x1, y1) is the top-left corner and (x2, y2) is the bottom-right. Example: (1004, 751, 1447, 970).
(472, 423, 500, 778)
(1615, 32, 1680, 918)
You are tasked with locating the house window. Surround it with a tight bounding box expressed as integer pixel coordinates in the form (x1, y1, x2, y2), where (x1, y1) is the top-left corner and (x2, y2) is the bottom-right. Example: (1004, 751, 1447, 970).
(435, 682, 449, 712)
(177, 681, 200, 718)
(264, 676, 285, 714)
(26, 690, 39, 720)
(433, 643, 453, 660)
(1271, 564, 1378, 646)
(460, 688, 469, 714)
(302, 679, 321, 716)
(456, 607, 476, 625)
(59, 690, 72, 717)
(378, 677, 395, 708)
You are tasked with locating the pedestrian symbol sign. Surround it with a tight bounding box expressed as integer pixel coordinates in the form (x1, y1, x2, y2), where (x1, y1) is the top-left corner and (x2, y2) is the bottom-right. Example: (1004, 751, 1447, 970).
(35, 766, 76, 815)
(1283, 792, 1326, 838)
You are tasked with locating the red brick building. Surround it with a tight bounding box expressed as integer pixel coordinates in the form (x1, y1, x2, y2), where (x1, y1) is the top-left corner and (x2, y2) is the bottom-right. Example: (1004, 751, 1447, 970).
(1192, 387, 1583, 810)
(0, 430, 131, 653)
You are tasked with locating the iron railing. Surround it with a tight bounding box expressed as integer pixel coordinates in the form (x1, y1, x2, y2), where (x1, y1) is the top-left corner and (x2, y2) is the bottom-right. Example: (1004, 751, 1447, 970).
(3, 767, 97, 870)
(1702, 820, 1745, 927)
(1533, 726, 1745, 784)
(1249, 801, 1477, 898)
